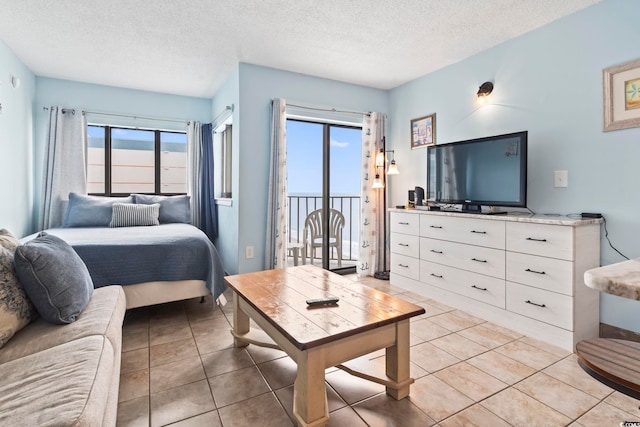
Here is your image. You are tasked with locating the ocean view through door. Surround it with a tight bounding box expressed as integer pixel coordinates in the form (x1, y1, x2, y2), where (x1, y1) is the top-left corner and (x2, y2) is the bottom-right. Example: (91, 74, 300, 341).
(287, 119, 361, 272)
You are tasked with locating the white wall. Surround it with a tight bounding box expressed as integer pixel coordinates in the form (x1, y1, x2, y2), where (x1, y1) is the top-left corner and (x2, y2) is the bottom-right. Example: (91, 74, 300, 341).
(387, 0, 640, 332)
(0, 40, 35, 237)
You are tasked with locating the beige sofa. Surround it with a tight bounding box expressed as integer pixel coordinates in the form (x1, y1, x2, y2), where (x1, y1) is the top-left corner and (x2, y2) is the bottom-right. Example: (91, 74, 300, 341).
(0, 285, 126, 426)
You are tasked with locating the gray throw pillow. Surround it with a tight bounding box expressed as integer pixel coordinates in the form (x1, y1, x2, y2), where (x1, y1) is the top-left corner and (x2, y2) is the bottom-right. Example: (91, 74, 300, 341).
(133, 194, 191, 224)
(109, 203, 160, 227)
(63, 192, 134, 227)
(14, 233, 93, 324)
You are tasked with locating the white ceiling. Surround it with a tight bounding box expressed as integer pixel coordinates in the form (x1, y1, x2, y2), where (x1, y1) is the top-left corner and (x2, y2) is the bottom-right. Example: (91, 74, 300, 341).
(0, 0, 600, 99)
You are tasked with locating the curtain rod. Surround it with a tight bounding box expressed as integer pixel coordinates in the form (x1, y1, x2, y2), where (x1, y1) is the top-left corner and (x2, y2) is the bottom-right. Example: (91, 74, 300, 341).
(43, 106, 189, 124)
(286, 102, 371, 116)
(213, 105, 234, 125)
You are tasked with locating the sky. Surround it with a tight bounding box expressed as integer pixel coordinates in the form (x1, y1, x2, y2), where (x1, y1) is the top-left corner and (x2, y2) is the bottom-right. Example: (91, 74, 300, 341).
(286, 120, 361, 196)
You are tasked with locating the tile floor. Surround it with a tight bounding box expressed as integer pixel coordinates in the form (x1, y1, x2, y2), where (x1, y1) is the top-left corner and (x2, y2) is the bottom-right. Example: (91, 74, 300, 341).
(116, 275, 640, 427)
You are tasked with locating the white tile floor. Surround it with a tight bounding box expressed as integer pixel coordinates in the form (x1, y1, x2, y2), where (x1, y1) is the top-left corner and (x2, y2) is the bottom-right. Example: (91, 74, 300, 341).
(116, 274, 640, 426)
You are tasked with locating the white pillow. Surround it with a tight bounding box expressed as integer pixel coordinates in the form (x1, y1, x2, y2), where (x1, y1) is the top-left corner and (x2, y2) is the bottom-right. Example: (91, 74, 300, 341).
(109, 203, 160, 227)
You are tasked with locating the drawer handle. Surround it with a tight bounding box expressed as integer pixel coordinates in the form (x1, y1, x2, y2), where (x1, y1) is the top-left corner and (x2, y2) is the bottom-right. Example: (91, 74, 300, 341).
(398, 243, 410, 247)
(430, 249, 443, 254)
(470, 230, 486, 234)
(525, 300, 546, 308)
(471, 285, 488, 291)
(471, 258, 487, 263)
(526, 237, 547, 242)
(398, 264, 409, 268)
(525, 268, 546, 275)
(430, 225, 443, 229)
(430, 273, 443, 279)
(398, 221, 410, 225)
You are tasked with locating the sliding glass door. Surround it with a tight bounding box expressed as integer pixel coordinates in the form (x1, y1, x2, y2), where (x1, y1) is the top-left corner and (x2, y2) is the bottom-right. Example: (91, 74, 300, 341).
(287, 119, 361, 272)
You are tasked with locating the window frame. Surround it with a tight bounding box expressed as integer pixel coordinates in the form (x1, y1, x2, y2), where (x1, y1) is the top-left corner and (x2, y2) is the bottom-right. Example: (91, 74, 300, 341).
(87, 124, 188, 196)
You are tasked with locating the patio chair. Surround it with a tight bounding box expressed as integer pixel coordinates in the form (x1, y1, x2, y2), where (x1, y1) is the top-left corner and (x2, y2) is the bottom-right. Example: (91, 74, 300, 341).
(302, 208, 345, 267)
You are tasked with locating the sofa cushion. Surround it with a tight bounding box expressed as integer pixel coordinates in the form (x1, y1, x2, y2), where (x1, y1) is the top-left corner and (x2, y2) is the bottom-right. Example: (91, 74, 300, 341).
(133, 193, 191, 224)
(0, 335, 115, 427)
(64, 192, 134, 227)
(0, 229, 20, 252)
(0, 248, 36, 349)
(0, 285, 125, 364)
(109, 202, 160, 227)
(14, 233, 93, 324)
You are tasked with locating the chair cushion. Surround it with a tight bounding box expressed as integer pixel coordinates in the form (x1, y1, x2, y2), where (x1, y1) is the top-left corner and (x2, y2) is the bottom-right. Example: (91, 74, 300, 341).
(63, 192, 134, 227)
(14, 233, 93, 324)
(133, 193, 191, 224)
(109, 202, 160, 227)
(0, 247, 36, 349)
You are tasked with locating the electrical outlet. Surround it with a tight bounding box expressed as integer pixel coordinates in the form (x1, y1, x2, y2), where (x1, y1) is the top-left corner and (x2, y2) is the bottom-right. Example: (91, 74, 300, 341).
(245, 246, 254, 259)
(554, 170, 568, 188)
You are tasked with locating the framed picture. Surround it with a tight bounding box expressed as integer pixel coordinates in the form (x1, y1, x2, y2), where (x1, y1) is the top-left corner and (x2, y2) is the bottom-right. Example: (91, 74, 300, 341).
(603, 57, 640, 131)
(411, 113, 436, 148)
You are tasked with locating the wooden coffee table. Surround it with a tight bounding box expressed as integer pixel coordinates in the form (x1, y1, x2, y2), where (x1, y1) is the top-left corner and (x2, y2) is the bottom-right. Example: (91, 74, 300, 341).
(224, 265, 425, 427)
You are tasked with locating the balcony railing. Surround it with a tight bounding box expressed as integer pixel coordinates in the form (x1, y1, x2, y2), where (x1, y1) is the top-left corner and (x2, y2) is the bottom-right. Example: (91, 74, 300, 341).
(287, 195, 360, 262)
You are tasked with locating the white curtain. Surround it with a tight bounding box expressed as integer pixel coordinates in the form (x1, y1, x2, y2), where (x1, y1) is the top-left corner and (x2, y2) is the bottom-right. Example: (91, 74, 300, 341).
(187, 121, 203, 227)
(358, 112, 385, 276)
(265, 98, 288, 269)
(40, 107, 87, 230)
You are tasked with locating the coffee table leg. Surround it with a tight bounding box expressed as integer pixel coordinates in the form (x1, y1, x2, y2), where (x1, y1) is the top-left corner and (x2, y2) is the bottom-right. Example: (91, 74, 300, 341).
(293, 348, 329, 427)
(232, 293, 249, 348)
(385, 319, 411, 399)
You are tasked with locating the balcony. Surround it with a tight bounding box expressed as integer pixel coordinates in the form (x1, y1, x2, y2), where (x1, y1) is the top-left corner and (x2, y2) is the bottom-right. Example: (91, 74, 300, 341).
(287, 195, 360, 270)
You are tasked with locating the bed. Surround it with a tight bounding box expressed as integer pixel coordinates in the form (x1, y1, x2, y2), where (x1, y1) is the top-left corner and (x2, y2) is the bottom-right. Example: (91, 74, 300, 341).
(27, 193, 227, 309)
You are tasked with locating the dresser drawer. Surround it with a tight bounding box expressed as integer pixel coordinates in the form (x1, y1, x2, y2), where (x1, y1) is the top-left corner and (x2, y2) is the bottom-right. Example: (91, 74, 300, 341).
(390, 233, 419, 257)
(420, 238, 505, 279)
(506, 282, 573, 330)
(420, 260, 505, 308)
(420, 215, 505, 249)
(390, 253, 420, 281)
(506, 252, 574, 295)
(506, 222, 574, 260)
(390, 212, 420, 235)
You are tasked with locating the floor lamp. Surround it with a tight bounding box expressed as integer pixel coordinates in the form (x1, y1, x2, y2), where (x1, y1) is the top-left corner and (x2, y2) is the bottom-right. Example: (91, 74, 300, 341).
(373, 137, 399, 280)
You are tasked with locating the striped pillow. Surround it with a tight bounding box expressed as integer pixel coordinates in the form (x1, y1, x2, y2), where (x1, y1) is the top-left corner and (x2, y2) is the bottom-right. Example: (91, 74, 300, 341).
(109, 203, 160, 227)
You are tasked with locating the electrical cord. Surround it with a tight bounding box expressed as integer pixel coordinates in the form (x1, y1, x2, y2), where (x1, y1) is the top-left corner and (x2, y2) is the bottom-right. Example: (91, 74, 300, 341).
(602, 215, 629, 260)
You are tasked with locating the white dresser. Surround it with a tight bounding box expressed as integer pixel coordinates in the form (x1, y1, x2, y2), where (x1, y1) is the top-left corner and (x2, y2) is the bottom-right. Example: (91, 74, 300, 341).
(389, 209, 602, 351)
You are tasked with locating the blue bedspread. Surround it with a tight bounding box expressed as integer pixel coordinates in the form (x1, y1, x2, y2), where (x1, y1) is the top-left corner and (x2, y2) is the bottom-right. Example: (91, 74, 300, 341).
(39, 224, 227, 300)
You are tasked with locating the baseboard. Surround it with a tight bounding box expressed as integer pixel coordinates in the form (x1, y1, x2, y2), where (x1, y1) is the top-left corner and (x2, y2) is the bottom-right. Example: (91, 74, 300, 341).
(600, 323, 640, 343)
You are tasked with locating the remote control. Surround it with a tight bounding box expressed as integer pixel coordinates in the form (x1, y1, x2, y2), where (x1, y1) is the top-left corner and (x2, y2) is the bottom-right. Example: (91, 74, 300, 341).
(306, 297, 339, 306)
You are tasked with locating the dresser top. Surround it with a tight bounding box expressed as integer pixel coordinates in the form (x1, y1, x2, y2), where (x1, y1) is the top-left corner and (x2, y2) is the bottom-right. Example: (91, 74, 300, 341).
(389, 208, 602, 227)
(584, 259, 640, 301)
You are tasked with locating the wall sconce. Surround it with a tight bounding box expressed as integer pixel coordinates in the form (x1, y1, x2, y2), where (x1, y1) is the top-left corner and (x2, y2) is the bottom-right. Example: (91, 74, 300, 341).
(476, 81, 494, 104)
(372, 148, 400, 188)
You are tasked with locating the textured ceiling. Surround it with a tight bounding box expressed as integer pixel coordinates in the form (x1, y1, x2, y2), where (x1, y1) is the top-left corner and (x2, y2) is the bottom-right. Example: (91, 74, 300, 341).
(0, 0, 601, 98)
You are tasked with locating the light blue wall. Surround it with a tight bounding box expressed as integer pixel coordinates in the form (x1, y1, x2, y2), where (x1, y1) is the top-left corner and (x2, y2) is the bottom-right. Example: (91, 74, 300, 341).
(0, 40, 35, 237)
(235, 63, 388, 273)
(34, 77, 212, 232)
(388, 0, 640, 332)
(211, 66, 240, 274)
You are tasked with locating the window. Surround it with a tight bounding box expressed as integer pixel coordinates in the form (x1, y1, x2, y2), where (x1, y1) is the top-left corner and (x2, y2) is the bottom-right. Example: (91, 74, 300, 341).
(214, 119, 233, 200)
(87, 125, 187, 195)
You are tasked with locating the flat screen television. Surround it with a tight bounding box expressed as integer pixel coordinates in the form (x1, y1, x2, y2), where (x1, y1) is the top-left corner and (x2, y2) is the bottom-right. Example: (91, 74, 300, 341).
(426, 131, 527, 214)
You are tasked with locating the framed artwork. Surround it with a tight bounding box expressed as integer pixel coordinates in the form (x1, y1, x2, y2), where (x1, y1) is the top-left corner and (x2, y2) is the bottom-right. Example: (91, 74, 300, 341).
(603, 57, 640, 131)
(411, 113, 436, 148)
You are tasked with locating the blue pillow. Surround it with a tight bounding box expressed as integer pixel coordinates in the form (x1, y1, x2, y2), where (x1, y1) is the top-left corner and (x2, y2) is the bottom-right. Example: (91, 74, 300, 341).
(132, 194, 191, 224)
(14, 233, 93, 324)
(63, 193, 134, 227)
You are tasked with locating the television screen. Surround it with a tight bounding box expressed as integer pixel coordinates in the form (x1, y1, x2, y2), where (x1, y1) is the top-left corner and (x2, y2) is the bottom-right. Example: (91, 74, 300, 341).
(427, 131, 527, 211)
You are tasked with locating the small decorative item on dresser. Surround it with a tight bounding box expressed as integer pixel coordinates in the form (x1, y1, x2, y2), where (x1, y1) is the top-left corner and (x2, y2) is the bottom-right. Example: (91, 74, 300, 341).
(603, 57, 640, 131)
(411, 113, 436, 148)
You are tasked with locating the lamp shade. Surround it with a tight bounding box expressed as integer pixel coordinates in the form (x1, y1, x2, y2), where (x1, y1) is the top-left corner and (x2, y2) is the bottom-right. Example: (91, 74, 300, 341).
(372, 174, 384, 188)
(387, 160, 399, 175)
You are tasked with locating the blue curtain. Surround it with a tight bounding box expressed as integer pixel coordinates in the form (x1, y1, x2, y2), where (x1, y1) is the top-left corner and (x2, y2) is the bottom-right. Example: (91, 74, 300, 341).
(200, 123, 218, 241)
